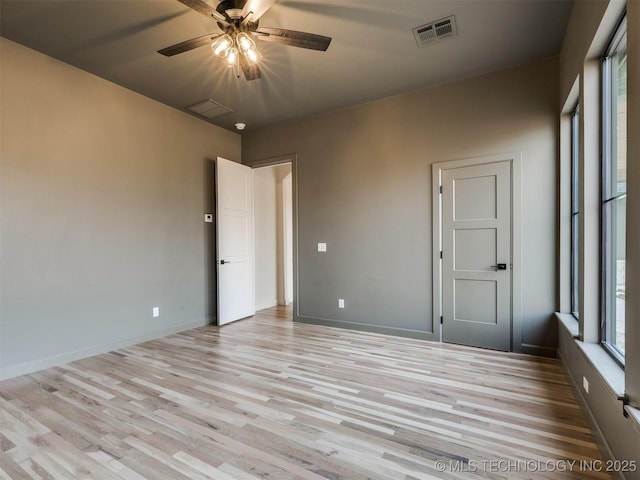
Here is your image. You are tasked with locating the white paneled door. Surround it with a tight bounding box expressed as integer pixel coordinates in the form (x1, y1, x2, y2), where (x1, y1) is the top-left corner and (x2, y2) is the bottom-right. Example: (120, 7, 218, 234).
(441, 161, 512, 351)
(216, 157, 255, 326)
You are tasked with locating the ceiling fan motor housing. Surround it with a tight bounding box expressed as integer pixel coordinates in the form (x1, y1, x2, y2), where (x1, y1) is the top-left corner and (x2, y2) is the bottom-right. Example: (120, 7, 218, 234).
(217, 0, 247, 20)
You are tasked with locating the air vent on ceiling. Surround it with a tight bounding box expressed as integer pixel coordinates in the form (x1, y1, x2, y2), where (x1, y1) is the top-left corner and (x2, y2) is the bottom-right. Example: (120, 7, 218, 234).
(412, 16, 457, 47)
(186, 99, 233, 119)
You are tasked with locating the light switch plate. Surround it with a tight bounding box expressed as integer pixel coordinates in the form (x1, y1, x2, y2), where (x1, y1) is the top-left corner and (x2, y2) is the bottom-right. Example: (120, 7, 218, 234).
(204, 214, 213, 223)
(152, 307, 160, 318)
(318, 243, 327, 252)
(338, 299, 345, 308)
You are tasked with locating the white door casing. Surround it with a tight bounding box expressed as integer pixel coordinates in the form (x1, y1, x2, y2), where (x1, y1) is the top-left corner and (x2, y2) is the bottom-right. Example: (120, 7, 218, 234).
(283, 172, 294, 305)
(216, 157, 255, 325)
(432, 154, 522, 352)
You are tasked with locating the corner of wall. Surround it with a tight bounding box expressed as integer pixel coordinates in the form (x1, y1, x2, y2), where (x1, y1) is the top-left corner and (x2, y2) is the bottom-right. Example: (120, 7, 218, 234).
(557, 317, 640, 478)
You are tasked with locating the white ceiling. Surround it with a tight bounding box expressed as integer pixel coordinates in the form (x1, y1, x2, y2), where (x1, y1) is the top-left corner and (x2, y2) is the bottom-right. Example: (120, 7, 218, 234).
(0, 0, 573, 132)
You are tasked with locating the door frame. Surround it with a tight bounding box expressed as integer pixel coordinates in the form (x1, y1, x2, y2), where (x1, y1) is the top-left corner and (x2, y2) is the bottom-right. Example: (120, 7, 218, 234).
(281, 171, 294, 305)
(246, 154, 298, 321)
(432, 152, 523, 352)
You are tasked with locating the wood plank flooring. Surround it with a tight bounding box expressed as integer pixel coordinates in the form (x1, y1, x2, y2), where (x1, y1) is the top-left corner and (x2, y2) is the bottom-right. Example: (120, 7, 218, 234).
(0, 306, 610, 479)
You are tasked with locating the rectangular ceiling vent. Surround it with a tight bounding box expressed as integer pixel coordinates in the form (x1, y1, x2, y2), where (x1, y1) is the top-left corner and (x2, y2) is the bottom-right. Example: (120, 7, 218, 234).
(186, 99, 233, 119)
(412, 16, 457, 47)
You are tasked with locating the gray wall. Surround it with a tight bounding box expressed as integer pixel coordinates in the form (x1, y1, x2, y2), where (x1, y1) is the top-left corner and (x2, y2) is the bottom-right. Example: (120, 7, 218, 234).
(627, 0, 640, 411)
(243, 58, 559, 353)
(558, 318, 640, 477)
(0, 38, 240, 379)
(557, 0, 640, 473)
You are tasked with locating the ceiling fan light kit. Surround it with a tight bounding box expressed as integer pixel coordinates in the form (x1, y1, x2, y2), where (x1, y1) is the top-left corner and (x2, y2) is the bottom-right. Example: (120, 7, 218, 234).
(210, 31, 262, 77)
(159, 0, 332, 81)
(211, 34, 233, 57)
(237, 32, 262, 64)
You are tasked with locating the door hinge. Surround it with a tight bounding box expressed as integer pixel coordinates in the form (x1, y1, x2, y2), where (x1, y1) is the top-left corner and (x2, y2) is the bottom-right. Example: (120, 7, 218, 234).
(440, 316, 443, 324)
(439, 185, 443, 194)
(440, 251, 443, 259)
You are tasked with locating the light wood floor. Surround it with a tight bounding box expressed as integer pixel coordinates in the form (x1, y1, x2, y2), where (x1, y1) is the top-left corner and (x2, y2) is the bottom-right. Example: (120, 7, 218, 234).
(0, 306, 610, 479)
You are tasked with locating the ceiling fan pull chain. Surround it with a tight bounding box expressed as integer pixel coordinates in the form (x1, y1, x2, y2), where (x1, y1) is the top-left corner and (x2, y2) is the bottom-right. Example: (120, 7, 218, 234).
(243, 10, 254, 23)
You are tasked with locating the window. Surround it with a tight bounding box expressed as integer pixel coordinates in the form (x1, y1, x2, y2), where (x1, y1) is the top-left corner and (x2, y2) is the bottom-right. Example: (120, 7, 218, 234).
(570, 105, 580, 318)
(602, 15, 627, 361)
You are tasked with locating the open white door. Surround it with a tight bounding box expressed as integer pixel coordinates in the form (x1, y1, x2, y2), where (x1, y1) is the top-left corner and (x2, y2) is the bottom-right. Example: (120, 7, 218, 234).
(216, 157, 255, 325)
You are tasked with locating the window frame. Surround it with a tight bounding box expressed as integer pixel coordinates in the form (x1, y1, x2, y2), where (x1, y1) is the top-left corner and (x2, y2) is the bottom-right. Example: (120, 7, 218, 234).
(570, 104, 580, 319)
(600, 13, 627, 366)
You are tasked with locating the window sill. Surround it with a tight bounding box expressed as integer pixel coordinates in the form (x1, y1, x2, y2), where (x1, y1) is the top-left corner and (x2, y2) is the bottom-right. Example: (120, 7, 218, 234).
(556, 312, 579, 336)
(556, 312, 624, 398)
(556, 312, 640, 434)
(577, 342, 625, 397)
(626, 405, 640, 434)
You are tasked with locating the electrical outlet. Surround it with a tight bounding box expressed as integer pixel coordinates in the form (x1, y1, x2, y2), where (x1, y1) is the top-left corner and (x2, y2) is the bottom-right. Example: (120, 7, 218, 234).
(153, 307, 160, 318)
(338, 299, 345, 309)
(582, 376, 589, 394)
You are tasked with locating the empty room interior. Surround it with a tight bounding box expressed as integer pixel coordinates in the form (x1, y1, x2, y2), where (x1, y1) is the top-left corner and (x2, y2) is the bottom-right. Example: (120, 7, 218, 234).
(1, 0, 639, 478)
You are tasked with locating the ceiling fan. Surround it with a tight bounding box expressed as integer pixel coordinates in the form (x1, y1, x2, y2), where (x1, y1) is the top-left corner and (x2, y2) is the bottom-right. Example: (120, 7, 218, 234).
(158, 0, 332, 81)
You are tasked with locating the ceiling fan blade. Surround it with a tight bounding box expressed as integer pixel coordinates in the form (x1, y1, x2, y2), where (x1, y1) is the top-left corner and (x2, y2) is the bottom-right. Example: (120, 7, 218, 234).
(255, 27, 331, 51)
(177, 0, 229, 24)
(239, 55, 262, 81)
(158, 32, 220, 56)
(241, 0, 278, 22)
